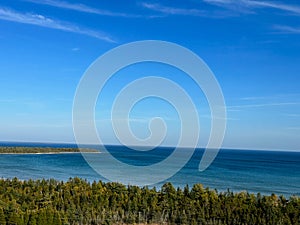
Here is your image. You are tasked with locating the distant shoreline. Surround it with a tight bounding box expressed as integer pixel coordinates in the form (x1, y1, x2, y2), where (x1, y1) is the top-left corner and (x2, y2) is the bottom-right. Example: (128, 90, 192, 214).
(0, 146, 99, 154)
(0, 152, 101, 155)
(0, 141, 299, 152)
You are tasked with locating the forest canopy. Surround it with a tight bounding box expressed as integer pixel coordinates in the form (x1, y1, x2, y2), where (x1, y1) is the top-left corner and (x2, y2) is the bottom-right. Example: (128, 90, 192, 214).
(0, 147, 98, 154)
(0, 178, 299, 225)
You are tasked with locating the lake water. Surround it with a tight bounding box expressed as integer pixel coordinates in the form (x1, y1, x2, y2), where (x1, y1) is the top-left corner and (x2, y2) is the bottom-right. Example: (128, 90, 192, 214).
(0, 142, 299, 197)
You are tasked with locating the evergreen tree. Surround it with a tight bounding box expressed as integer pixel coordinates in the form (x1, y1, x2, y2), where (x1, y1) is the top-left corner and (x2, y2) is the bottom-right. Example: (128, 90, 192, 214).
(0, 208, 6, 225)
(0, 177, 299, 225)
(27, 214, 37, 225)
(6, 211, 20, 225)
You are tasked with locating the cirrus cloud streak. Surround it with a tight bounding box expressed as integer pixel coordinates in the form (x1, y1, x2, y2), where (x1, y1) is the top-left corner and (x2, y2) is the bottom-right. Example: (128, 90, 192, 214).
(23, 0, 140, 18)
(0, 7, 115, 42)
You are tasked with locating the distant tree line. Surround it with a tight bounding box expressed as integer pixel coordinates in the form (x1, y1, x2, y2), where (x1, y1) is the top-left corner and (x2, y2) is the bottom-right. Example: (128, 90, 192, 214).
(0, 178, 299, 225)
(0, 147, 97, 154)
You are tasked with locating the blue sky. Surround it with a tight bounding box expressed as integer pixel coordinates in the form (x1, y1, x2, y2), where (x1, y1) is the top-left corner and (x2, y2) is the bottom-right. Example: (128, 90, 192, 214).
(0, 0, 299, 150)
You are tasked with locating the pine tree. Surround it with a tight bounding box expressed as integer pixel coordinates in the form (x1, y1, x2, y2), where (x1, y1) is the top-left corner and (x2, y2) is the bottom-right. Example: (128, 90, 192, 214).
(6, 211, 20, 225)
(0, 208, 6, 225)
(37, 209, 47, 225)
(27, 213, 37, 225)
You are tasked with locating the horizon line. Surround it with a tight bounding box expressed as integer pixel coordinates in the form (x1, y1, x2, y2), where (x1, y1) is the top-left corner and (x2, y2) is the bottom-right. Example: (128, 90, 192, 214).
(0, 140, 299, 153)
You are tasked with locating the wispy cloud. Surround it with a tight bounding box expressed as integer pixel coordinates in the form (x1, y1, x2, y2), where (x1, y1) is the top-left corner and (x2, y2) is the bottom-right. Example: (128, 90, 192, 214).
(203, 0, 300, 15)
(273, 25, 300, 34)
(0, 7, 115, 42)
(96, 118, 149, 123)
(141, 1, 300, 18)
(71, 47, 80, 52)
(201, 114, 238, 121)
(13, 123, 71, 128)
(23, 0, 140, 18)
(240, 96, 272, 101)
(240, 93, 300, 101)
(141, 2, 205, 16)
(245, 0, 300, 14)
(227, 102, 300, 109)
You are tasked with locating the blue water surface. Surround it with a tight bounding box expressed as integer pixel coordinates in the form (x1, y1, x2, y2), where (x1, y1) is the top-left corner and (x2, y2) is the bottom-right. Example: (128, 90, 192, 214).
(0, 142, 299, 197)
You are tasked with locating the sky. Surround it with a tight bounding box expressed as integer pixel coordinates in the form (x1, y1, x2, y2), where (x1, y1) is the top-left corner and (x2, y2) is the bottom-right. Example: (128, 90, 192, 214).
(0, 0, 299, 150)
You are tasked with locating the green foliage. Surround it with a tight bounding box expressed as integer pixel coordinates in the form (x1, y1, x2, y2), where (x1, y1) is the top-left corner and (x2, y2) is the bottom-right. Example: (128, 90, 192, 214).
(0, 147, 98, 154)
(0, 208, 6, 225)
(0, 178, 299, 224)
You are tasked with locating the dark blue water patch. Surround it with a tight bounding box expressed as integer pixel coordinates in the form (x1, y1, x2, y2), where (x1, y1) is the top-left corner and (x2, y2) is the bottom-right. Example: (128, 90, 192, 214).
(170, 149, 300, 196)
(214, 149, 300, 177)
(105, 145, 176, 166)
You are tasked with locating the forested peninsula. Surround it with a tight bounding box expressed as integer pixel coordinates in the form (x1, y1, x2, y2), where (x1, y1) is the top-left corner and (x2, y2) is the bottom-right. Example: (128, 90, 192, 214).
(0, 147, 98, 154)
(0, 178, 299, 225)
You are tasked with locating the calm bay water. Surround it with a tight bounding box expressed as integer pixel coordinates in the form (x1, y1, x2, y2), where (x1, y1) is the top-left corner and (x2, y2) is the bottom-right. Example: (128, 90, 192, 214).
(0, 142, 299, 197)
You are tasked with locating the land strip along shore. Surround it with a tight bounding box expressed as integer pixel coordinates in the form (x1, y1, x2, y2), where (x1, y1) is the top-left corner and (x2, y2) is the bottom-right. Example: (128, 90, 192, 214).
(0, 146, 99, 154)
